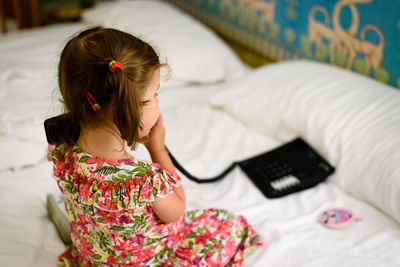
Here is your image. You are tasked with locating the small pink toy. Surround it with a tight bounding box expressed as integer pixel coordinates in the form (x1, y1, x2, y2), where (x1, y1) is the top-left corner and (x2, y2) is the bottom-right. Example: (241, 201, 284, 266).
(318, 208, 361, 229)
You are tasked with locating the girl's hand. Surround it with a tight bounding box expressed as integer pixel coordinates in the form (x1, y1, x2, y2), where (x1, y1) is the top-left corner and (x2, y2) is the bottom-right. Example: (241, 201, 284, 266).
(144, 115, 165, 153)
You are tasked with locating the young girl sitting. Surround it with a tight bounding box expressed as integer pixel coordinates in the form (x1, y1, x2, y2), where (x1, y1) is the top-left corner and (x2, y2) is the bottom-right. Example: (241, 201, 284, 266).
(47, 26, 263, 266)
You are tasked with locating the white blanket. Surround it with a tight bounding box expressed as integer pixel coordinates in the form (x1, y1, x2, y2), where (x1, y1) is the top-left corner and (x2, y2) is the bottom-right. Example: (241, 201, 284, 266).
(1, 22, 399, 267)
(1, 84, 400, 266)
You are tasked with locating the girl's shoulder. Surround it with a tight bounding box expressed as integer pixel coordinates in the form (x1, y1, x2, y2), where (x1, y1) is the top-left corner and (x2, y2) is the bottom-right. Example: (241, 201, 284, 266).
(48, 143, 153, 174)
(47, 143, 182, 209)
(47, 143, 180, 185)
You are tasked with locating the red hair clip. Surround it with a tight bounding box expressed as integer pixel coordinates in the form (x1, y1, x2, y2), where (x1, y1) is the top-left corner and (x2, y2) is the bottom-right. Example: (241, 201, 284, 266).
(104, 58, 122, 73)
(86, 91, 101, 111)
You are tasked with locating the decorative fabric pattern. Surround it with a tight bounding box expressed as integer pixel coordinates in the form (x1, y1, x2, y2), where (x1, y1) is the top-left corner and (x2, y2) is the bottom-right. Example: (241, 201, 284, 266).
(48, 144, 263, 266)
(167, 0, 400, 89)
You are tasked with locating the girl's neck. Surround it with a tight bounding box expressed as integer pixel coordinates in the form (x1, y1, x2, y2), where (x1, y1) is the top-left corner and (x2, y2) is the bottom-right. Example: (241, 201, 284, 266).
(76, 123, 131, 160)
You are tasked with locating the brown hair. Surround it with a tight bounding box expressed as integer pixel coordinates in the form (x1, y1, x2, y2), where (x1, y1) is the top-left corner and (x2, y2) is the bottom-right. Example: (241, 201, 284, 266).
(58, 26, 163, 148)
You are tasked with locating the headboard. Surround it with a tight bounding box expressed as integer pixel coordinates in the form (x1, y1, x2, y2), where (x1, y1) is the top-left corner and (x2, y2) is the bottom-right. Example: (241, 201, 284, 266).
(166, 0, 400, 90)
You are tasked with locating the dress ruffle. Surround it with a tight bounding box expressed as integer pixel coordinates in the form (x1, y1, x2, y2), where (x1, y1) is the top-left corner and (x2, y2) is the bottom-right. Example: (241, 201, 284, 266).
(48, 144, 182, 212)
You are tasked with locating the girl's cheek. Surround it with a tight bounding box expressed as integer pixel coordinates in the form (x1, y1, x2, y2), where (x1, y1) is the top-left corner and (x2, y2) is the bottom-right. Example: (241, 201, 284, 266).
(153, 105, 160, 123)
(151, 112, 160, 128)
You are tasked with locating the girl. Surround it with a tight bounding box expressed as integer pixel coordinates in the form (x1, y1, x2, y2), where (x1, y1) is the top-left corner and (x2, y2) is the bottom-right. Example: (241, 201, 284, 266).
(47, 26, 263, 266)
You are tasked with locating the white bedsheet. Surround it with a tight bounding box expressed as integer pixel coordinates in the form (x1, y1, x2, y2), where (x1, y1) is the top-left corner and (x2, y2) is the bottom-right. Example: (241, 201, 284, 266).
(1, 24, 400, 267)
(1, 84, 399, 266)
(160, 86, 400, 267)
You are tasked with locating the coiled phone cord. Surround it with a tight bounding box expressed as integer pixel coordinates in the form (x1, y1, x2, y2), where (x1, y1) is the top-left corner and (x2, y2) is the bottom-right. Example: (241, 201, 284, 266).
(165, 146, 237, 183)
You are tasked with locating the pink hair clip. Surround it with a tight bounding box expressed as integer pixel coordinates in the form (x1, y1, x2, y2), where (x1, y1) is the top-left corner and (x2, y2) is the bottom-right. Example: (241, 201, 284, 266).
(86, 91, 101, 111)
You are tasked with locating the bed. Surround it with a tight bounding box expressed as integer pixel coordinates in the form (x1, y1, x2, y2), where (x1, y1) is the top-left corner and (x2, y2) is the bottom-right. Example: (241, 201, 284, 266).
(1, 1, 400, 266)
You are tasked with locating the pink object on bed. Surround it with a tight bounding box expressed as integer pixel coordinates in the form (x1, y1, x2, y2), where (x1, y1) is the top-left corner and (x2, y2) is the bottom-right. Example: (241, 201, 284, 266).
(318, 208, 361, 230)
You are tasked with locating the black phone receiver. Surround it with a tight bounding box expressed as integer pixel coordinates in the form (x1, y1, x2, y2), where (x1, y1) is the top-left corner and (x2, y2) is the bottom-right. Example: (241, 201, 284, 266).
(44, 113, 80, 145)
(43, 114, 233, 183)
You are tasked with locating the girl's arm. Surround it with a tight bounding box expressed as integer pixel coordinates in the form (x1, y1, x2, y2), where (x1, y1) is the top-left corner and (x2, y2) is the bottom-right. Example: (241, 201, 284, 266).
(145, 116, 186, 223)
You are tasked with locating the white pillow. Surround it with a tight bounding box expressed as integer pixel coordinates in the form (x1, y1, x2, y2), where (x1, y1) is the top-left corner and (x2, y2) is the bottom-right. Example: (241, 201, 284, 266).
(210, 60, 400, 224)
(82, 0, 248, 86)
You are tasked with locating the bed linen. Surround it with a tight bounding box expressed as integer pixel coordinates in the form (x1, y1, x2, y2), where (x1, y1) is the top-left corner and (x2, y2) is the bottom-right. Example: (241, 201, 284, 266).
(1, 82, 400, 266)
(0, 23, 87, 170)
(210, 60, 400, 225)
(81, 0, 249, 86)
(0, 12, 399, 267)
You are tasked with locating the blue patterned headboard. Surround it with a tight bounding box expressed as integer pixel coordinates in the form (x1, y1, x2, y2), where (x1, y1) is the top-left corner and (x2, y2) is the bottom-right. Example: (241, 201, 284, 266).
(166, 0, 400, 89)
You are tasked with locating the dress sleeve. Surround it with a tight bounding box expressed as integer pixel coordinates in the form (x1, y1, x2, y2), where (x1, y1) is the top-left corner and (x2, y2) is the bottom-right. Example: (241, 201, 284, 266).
(150, 163, 182, 199)
(76, 160, 182, 212)
(47, 148, 183, 211)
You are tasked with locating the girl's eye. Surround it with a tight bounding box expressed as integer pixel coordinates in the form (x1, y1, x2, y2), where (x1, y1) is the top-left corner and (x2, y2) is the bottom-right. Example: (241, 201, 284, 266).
(155, 92, 159, 97)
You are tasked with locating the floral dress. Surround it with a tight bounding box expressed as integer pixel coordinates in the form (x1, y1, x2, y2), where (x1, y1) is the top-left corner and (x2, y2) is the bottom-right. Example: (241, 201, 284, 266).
(48, 144, 263, 266)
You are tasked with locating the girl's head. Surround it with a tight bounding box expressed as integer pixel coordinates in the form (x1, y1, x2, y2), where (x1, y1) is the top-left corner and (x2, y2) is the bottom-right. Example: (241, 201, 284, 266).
(58, 26, 164, 148)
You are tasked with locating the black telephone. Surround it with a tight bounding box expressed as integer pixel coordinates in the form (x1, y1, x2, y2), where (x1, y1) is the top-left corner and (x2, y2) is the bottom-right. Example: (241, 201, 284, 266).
(44, 114, 335, 198)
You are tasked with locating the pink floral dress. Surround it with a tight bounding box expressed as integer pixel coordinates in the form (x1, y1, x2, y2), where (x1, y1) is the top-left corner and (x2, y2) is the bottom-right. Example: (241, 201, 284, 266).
(48, 144, 263, 266)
